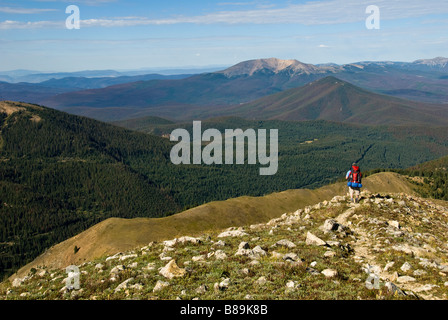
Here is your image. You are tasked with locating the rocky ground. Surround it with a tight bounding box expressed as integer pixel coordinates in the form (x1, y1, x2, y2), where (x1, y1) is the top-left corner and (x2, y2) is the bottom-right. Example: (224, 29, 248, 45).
(2, 190, 448, 300)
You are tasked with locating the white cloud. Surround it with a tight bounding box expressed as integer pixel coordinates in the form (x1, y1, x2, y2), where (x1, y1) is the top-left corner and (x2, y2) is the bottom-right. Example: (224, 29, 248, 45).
(0, 20, 63, 29)
(0, 6, 58, 14)
(2, 0, 448, 29)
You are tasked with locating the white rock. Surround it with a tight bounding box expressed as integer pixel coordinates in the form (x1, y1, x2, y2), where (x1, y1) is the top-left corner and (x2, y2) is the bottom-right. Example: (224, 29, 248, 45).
(195, 284, 208, 294)
(163, 239, 178, 247)
(177, 236, 202, 245)
(144, 262, 156, 271)
(130, 283, 143, 290)
(12, 278, 24, 287)
(191, 255, 206, 262)
(153, 280, 170, 292)
(413, 269, 427, 276)
(321, 219, 339, 232)
(95, 263, 104, 270)
(218, 278, 230, 290)
(397, 276, 416, 283)
(119, 253, 137, 261)
(236, 245, 267, 260)
(159, 251, 173, 261)
(285, 280, 301, 292)
(384, 262, 395, 271)
(213, 240, 226, 247)
(217, 230, 249, 238)
(306, 232, 327, 246)
(105, 252, 123, 262)
(400, 262, 412, 272)
(385, 282, 405, 296)
(273, 239, 296, 248)
(214, 250, 228, 260)
(271, 251, 283, 259)
(414, 284, 439, 292)
(321, 269, 338, 278)
(110, 265, 125, 274)
(283, 253, 300, 262)
(286, 280, 298, 288)
(164, 236, 202, 247)
(114, 278, 134, 293)
(37, 269, 47, 277)
(255, 276, 267, 286)
(159, 259, 187, 279)
(388, 220, 400, 229)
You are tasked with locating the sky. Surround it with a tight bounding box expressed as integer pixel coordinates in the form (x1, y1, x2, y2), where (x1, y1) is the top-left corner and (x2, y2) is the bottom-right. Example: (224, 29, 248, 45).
(0, 0, 447, 72)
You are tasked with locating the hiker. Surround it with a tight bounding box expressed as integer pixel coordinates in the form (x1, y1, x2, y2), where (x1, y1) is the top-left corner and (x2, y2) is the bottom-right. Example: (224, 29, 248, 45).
(346, 163, 362, 203)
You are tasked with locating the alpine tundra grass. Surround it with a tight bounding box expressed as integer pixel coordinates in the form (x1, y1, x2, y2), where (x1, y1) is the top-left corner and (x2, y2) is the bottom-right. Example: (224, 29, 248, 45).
(2, 190, 448, 300)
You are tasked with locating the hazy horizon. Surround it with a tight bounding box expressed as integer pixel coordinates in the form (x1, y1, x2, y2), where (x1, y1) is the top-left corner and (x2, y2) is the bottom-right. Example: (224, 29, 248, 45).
(1, 55, 447, 74)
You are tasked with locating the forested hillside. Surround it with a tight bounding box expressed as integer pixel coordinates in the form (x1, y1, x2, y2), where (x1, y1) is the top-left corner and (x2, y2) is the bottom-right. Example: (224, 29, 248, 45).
(1, 101, 448, 279)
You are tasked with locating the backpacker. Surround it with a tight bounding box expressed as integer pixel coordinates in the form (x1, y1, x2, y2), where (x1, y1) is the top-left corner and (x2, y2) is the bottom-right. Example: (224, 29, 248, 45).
(347, 165, 362, 188)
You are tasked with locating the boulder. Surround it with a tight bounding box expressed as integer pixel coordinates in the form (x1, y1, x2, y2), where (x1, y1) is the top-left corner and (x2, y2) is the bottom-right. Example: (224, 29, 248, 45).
(385, 282, 406, 296)
(306, 232, 328, 246)
(396, 276, 416, 283)
(195, 284, 208, 294)
(153, 280, 170, 292)
(400, 262, 412, 272)
(321, 219, 339, 232)
(159, 259, 187, 279)
(321, 269, 338, 278)
(114, 278, 134, 293)
(388, 220, 400, 229)
(272, 239, 296, 249)
(217, 230, 249, 238)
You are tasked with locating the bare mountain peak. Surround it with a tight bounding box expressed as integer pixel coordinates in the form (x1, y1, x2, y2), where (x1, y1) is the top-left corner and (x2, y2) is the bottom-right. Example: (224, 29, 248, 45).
(413, 57, 448, 67)
(218, 58, 326, 77)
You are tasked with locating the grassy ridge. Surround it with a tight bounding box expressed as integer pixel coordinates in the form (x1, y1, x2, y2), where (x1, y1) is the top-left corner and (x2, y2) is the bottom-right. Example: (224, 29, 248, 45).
(11, 171, 416, 280)
(368, 156, 448, 201)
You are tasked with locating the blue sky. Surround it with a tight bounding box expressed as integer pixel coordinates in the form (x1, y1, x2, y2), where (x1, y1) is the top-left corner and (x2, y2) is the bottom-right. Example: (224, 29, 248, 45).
(0, 0, 447, 72)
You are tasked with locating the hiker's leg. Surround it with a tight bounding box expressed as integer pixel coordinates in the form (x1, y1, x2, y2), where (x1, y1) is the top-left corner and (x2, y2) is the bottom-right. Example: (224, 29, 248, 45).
(349, 187, 354, 202)
(354, 188, 360, 203)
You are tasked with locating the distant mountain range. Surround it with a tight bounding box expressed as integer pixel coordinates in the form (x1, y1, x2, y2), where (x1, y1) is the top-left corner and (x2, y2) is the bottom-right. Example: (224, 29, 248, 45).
(1, 57, 448, 123)
(0, 66, 225, 83)
(42, 75, 448, 126)
(214, 76, 448, 126)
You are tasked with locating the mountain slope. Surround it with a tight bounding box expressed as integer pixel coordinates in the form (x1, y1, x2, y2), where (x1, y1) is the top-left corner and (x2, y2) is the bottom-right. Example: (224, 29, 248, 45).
(219, 76, 448, 126)
(9, 172, 416, 279)
(5, 175, 448, 300)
